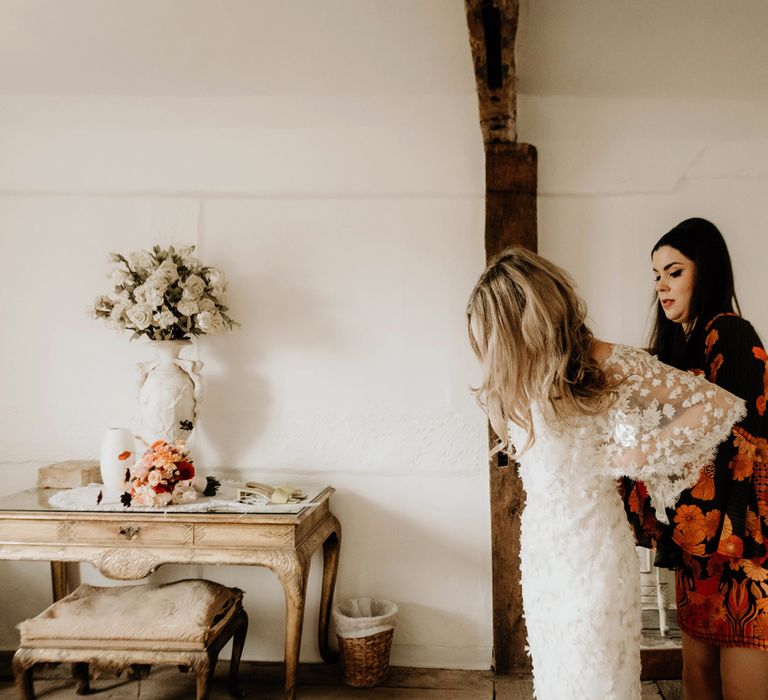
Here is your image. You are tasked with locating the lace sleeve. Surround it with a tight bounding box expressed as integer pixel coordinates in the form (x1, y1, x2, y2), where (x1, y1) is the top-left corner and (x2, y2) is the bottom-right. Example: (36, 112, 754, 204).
(596, 347, 746, 524)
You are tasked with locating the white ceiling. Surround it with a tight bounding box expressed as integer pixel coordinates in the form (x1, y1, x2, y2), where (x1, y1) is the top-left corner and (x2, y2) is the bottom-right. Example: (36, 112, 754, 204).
(3, 1, 768, 99)
(517, 0, 768, 98)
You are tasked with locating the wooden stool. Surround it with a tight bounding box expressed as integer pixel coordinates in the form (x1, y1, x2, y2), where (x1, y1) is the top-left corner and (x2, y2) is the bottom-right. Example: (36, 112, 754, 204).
(13, 579, 248, 700)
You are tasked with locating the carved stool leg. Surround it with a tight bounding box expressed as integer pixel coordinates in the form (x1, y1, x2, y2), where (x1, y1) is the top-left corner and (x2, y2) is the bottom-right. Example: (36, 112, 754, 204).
(12, 652, 36, 700)
(127, 663, 151, 680)
(196, 654, 217, 700)
(73, 662, 90, 695)
(228, 609, 248, 698)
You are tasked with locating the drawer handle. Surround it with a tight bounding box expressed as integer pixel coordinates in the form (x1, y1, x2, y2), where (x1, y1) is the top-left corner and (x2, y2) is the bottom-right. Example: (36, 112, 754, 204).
(119, 526, 141, 541)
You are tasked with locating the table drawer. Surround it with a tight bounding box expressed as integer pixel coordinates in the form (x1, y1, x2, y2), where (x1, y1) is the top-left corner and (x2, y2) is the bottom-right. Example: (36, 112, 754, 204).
(74, 521, 193, 545)
(0, 519, 193, 546)
(193, 523, 294, 547)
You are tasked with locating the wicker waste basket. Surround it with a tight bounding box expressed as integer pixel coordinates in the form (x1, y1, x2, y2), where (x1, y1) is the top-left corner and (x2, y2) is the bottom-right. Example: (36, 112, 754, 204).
(333, 597, 398, 687)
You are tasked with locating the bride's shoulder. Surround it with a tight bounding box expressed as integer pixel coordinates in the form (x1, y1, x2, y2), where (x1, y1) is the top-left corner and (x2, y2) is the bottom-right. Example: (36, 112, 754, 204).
(591, 340, 648, 368)
(599, 344, 662, 384)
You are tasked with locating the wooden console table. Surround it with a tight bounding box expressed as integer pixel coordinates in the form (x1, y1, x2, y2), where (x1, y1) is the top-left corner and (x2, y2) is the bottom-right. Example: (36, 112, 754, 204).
(0, 486, 341, 699)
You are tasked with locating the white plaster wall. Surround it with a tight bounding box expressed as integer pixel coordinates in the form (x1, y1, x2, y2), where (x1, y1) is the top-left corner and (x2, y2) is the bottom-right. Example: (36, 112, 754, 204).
(0, 90, 491, 667)
(518, 96, 768, 350)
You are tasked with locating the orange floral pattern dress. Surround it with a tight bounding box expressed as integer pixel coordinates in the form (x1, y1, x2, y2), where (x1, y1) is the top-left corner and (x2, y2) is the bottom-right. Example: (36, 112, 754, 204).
(622, 314, 768, 649)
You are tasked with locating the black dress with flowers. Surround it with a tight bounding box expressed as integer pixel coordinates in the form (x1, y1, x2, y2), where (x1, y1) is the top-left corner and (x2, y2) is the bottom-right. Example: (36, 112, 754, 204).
(621, 313, 768, 649)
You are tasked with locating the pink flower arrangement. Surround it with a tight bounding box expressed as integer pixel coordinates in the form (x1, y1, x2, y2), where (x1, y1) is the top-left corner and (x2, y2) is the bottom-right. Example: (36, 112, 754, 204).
(124, 439, 197, 507)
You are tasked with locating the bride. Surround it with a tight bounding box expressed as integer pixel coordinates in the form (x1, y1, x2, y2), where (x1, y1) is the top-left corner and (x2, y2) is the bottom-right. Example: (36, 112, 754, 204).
(467, 247, 744, 699)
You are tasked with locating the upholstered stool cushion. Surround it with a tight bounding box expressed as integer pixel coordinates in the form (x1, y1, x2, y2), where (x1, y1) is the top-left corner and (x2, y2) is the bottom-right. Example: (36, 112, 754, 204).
(14, 578, 248, 700)
(18, 579, 243, 652)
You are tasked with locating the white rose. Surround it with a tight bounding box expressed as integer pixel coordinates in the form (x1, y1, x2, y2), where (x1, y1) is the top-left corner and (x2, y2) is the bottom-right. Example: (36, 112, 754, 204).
(171, 483, 198, 504)
(177, 299, 199, 317)
(178, 245, 196, 259)
(146, 273, 168, 292)
(129, 250, 154, 272)
(196, 311, 225, 334)
(182, 274, 206, 300)
(126, 303, 153, 331)
(156, 259, 179, 284)
(197, 298, 216, 313)
(134, 488, 172, 507)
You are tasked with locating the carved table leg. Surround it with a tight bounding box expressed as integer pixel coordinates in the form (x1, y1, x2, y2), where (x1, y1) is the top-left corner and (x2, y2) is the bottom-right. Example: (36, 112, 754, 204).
(318, 516, 341, 663)
(50, 561, 80, 601)
(275, 552, 310, 700)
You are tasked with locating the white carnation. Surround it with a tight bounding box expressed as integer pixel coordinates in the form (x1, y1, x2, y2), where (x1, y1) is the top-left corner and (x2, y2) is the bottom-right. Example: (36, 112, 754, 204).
(144, 275, 168, 308)
(109, 268, 131, 286)
(206, 269, 227, 300)
(206, 268, 226, 287)
(132, 284, 147, 303)
(154, 308, 177, 330)
(184, 256, 202, 270)
(109, 304, 127, 329)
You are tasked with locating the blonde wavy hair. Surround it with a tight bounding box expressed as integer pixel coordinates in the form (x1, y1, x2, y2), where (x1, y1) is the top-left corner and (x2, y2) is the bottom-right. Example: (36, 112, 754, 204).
(467, 247, 615, 455)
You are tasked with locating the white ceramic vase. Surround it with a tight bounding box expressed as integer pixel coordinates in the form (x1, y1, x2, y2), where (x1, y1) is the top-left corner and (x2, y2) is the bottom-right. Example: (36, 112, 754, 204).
(137, 339, 203, 446)
(99, 427, 134, 498)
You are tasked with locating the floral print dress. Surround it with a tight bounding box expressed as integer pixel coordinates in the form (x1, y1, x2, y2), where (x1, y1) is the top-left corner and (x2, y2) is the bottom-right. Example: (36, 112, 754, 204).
(622, 313, 768, 649)
(511, 345, 743, 699)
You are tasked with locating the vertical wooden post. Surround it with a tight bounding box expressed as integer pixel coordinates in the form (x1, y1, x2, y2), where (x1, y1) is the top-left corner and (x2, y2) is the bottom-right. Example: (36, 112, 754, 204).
(485, 143, 537, 256)
(484, 143, 537, 673)
(465, 0, 537, 673)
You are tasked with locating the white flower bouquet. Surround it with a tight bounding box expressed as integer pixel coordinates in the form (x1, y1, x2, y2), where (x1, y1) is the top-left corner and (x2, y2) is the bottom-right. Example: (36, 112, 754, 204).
(92, 245, 237, 340)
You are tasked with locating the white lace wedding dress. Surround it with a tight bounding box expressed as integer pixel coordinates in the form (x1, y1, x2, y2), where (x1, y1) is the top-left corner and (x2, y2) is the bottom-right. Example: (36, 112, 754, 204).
(510, 345, 745, 700)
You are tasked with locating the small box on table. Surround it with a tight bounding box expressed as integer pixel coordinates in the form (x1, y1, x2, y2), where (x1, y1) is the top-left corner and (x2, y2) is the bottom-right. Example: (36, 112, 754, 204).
(37, 461, 101, 489)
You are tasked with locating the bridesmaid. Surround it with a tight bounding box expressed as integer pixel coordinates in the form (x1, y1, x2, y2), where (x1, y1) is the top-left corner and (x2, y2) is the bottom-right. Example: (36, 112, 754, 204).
(623, 217, 768, 699)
